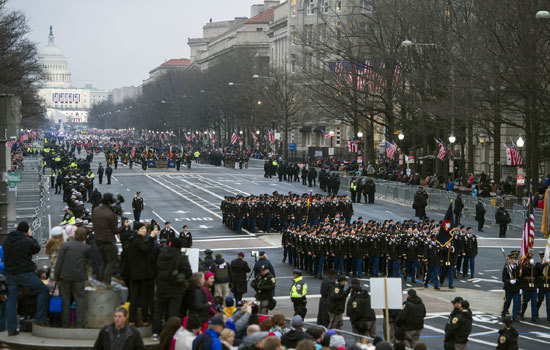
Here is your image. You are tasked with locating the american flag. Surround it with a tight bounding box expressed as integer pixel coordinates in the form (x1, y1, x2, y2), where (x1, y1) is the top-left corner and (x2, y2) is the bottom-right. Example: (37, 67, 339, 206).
(324, 131, 335, 139)
(520, 194, 536, 269)
(250, 131, 258, 143)
(269, 131, 275, 143)
(385, 140, 397, 160)
(436, 139, 447, 160)
(6, 140, 16, 148)
(506, 141, 523, 166)
(231, 132, 238, 145)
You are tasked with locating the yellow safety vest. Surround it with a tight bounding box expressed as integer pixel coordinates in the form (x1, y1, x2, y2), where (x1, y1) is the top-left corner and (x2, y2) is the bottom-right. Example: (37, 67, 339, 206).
(290, 276, 307, 299)
(87, 172, 95, 179)
(54, 156, 61, 162)
(350, 182, 357, 191)
(194, 151, 200, 158)
(44, 148, 50, 153)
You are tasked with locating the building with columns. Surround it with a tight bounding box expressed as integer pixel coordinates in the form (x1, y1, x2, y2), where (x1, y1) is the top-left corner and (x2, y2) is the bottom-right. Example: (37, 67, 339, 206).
(37, 26, 110, 124)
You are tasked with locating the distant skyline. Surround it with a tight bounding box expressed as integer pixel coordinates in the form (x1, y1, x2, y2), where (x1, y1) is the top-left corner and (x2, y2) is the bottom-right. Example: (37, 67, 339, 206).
(8, 0, 263, 90)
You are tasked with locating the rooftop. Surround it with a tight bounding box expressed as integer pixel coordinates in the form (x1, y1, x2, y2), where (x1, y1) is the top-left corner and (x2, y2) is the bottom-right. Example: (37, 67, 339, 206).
(245, 7, 275, 24)
(161, 59, 191, 67)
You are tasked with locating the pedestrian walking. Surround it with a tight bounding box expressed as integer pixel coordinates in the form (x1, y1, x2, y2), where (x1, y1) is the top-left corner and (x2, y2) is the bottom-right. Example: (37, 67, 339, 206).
(131, 191, 144, 223)
(413, 188, 428, 220)
(495, 203, 511, 238)
(497, 317, 519, 350)
(502, 252, 521, 321)
(443, 300, 472, 350)
(396, 289, 426, 349)
(229, 252, 250, 304)
(454, 195, 464, 225)
(475, 199, 486, 232)
(519, 254, 538, 322)
(97, 163, 104, 184)
(105, 164, 113, 185)
(290, 269, 307, 319)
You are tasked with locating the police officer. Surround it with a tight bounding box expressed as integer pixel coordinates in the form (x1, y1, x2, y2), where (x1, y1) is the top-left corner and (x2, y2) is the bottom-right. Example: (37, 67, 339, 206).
(346, 278, 376, 339)
(251, 264, 275, 314)
(444, 299, 472, 350)
(317, 269, 337, 327)
(350, 178, 358, 203)
(497, 317, 519, 350)
(97, 163, 104, 184)
(495, 203, 511, 238)
(502, 252, 521, 321)
(290, 269, 307, 318)
(327, 275, 349, 329)
(396, 289, 426, 348)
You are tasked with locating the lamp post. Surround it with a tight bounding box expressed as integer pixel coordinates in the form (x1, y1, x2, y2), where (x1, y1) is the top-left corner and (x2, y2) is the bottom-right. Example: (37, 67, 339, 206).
(536, 10, 550, 19)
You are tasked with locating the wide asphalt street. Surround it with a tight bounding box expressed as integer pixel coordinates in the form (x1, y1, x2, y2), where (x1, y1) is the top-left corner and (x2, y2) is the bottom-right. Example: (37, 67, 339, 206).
(42, 154, 550, 349)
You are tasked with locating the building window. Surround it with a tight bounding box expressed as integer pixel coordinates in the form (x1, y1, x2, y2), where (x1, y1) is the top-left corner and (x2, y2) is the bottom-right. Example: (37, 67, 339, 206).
(290, 61, 296, 73)
(336, 0, 342, 12)
(321, 0, 329, 13)
(307, 0, 315, 15)
(291, 0, 296, 16)
(256, 27, 263, 31)
(361, 0, 373, 13)
(290, 26, 296, 44)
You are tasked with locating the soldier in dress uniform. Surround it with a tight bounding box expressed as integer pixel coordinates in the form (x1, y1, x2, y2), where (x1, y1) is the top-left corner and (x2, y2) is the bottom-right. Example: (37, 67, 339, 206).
(440, 241, 456, 289)
(502, 251, 521, 321)
(519, 253, 539, 322)
(536, 252, 550, 320)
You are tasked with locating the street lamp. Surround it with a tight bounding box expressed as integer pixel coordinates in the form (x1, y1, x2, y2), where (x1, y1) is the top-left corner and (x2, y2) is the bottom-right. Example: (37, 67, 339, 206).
(357, 131, 363, 138)
(448, 135, 456, 144)
(239, 130, 243, 135)
(256, 130, 260, 135)
(228, 82, 235, 86)
(398, 133, 405, 140)
(516, 136, 525, 148)
(257, 100, 262, 105)
(536, 10, 550, 19)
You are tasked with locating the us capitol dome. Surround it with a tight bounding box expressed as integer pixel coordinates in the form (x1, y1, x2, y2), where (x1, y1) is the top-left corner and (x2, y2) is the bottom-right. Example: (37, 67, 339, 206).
(39, 25, 71, 88)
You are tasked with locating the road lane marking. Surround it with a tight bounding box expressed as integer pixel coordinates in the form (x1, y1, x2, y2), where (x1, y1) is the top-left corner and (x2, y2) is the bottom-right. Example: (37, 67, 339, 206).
(422, 324, 497, 347)
(152, 210, 165, 223)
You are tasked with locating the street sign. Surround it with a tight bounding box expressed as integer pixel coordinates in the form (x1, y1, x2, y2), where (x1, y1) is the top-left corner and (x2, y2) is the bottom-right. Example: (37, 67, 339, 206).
(328, 147, 334, 156)
(7, 173, 21, 183)
(517, 167, 525, 185)
(289, 143, 297, 151)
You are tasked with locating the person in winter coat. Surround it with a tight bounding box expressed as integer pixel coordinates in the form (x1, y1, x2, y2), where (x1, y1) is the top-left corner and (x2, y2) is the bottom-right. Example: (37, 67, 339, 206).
(253, 252, 275, 277)
(444, 300, 472, 350)
(203, 272, 218, 318)
(413, 188, 428, 220)
(127, 222, 159, 326)
(214, 253, 231, 300)
(105, 164, 113, 185)
(495, 203, 511, 238)
(187, 273, 211, 324)
(230, 252, 251, 304)
(365, 178, 376, 204)
(54, 227, 91, 328)
(152, 238, 192, 337)
(327, 276, 350, 329)
(91, 188, 102, 210)
(497, 317, 519, 350)
(475, 199, 486, 232)
(396, 289, 426, 349)
(94, 307, 144, 350)
(317, 269, 337, 327)
(281, 315, 313, 349)
(192, 316, 224, 350)
(454, 195, 464, 225)
(346, 278, 376, 338)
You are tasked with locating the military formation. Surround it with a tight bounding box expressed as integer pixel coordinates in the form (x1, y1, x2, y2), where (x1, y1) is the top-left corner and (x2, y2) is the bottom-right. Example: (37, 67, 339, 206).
(220, 193, 354, 233)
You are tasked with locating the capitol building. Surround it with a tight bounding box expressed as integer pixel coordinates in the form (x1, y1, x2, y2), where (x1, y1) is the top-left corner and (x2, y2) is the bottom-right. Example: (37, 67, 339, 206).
(38, 26, 109, 124)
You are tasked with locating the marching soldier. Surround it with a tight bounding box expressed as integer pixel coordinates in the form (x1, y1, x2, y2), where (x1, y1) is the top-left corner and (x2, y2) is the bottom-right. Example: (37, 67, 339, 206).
(251, 265, 275, 314)
(462, 227, 478, 279)
(536, 252, 550, 320)
(425, 235, 442, 289)
(290, 269, 307, 318)
(519, 254, 539, 322)
(502, 252, 521, 321)
(440, 241, 456, 289)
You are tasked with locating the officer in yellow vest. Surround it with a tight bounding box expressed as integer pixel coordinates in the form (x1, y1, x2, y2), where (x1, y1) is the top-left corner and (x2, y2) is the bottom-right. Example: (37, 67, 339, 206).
(290, 269, 308, 318)
(49, 170, 56, 188)
(61, 206, 76, 226)
(54, 155, 62, 170)
(193, 151, 200, 162)
(350, 178, 358, 202)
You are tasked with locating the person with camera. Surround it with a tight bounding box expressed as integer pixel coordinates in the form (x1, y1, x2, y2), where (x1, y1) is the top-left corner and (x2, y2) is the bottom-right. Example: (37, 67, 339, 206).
(251, 265, 275, 314)
(3, 222, 50, 335)
(92, 193, 129, 286)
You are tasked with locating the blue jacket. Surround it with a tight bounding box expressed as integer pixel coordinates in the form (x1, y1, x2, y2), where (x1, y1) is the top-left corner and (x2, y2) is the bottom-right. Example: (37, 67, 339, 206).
(192, 329, 222, 350)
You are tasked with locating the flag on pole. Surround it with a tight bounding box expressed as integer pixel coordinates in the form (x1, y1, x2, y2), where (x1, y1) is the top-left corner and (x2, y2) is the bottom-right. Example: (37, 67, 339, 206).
(509, 141, 523, 166)
(437, 202, 456, 247)
(385, 140, 397, 160)
(307, 191, 313, 207)
(269, 131, 275, 143)
(231, 133, 238, 145)
(520, 194, 536, 269)
(145, 145, 149, 158)
(169, 145, 173, 159)
(436, 139, 447, 161)
(251, 131, 258, 143)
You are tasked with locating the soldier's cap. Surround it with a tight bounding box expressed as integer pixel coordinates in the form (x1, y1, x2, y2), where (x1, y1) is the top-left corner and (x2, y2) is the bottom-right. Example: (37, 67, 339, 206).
(350, 278, 360, 285)
(511, 250, 520, 255)
(509, 253, 518, 259)
(540, 252, 546, 258)
(204, 249, 213, 255)
(293, 269, 303, 275)
(261, 265, 269, 271)
(337, 275, 347, 282)
(451, 297, 463, 304)
(461, 300, 470, 309)
(259, 250, 266, 256)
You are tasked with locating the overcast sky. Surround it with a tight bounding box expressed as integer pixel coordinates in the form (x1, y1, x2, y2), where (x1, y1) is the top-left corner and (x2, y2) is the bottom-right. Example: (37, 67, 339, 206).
(8, 0, 260, 91)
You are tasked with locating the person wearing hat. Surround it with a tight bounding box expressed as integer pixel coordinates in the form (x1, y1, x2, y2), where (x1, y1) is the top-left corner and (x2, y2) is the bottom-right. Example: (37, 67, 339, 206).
(519, 253, 538, 322)
(281, 315, 313, 349)
(327, 275, 350, 329)
(502, 252, 521, 321)
(413, 187, 429, 220)
(497, 317, 519, 350)
(495, 203, 511, 238)
(192, 316, 224, 350)
(131, 191, 144, 223)
(202, 249, 216, 272)
(213, 252, 230, 300)
(536, 252, 550, 320)
(346, 278, 376, 340)
(230, 252, 250, 304)
(251, 264, 276, 314)
(61, 206, 75, 226)
(253, 251, 275, 278)
(396, 289, 426, 348)
(180, 225, 192, 248)
(317, 268, 337, 327)
(443, 299, 472, 350)
(290, 269, 308, 319)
